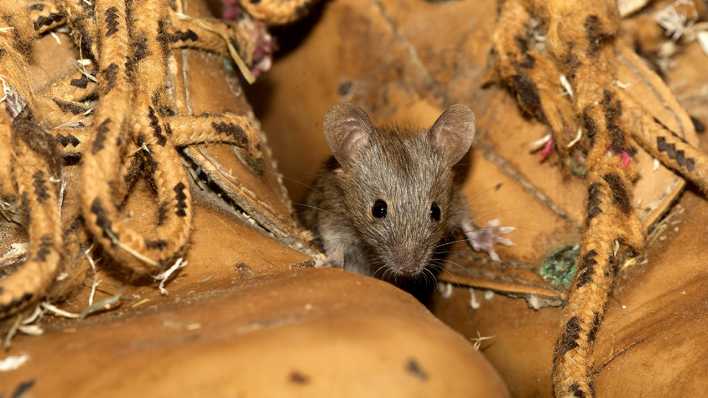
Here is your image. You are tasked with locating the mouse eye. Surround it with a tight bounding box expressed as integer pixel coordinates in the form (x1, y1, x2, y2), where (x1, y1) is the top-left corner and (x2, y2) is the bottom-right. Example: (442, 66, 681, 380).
(430, 202, 441, 222)
(372, 199, 387, 219)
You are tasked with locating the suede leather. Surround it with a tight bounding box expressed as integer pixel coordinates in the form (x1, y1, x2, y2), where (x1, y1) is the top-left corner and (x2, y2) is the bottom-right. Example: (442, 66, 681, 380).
(248, 0, 708, 395)
(0, 1, 509, 396)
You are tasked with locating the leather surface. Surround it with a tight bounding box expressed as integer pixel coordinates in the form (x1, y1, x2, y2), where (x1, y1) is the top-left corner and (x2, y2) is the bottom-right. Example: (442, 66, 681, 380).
(249, 0, 708, 396)
(4, 222, 508, 396)
(177, 0, 316, 255)
(431, 188, 708, 397)
(2, 183, 509, 397)
(0, 1, 508, 396)
(251, 0, 695, 301)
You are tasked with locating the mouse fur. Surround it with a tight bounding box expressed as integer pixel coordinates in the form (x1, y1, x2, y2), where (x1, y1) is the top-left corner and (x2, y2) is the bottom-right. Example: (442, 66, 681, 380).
(299, 103, 511, 277)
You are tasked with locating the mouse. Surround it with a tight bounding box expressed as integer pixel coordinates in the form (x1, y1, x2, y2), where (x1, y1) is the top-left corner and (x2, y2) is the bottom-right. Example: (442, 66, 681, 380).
(299, 103, 513, 277)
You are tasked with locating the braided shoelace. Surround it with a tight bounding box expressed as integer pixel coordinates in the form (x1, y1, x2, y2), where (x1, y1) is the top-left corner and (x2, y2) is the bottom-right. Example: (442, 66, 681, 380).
(493, 0, 707, 396)
(0, 0, 316, 323)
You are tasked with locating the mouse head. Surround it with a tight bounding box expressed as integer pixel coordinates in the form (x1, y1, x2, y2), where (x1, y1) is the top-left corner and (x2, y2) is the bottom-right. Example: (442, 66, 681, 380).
(324, 103, 475, 277)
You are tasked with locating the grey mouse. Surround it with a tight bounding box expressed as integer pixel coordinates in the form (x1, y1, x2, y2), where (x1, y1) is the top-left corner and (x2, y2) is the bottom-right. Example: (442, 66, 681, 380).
(299, 103, 513, 277)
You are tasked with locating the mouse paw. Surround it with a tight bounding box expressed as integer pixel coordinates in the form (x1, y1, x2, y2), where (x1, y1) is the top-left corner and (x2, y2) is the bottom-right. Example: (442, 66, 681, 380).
(463, 219, 514, 262)
(325, 246, 345, 268)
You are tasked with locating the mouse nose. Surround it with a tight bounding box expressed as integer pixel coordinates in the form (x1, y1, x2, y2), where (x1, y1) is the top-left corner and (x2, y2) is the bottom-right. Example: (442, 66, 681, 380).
(388, 250, 423, 276)
(398, 265, 419, 275)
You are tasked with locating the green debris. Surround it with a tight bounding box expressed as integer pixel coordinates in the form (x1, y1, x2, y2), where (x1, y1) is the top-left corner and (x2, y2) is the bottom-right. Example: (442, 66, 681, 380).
(565, 156, 588, 178)
(538, 244, 580, 289)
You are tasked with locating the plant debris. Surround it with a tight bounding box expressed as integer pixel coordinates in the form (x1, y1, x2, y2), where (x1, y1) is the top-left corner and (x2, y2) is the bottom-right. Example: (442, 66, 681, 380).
(538, 245, 580, 289)
(0, 353, 28, 372)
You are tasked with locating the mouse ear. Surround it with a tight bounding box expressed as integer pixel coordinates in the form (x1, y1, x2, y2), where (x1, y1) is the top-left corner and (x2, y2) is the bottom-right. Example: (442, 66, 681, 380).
(323, 103, 374, 165)
(428, 104, 476, 166)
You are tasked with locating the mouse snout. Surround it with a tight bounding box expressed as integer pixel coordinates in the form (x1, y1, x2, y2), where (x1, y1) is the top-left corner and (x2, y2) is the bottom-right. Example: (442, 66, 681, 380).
(386, 248, 426, 276)
(397, 265, 419, 276)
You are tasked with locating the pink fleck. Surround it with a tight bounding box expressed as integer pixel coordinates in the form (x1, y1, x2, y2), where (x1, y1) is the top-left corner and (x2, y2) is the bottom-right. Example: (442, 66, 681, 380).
(222, 0, 241, 20)
(539, 137, 554, 161)
(223, 8, 237, 20)
(619, 151, 631, 168)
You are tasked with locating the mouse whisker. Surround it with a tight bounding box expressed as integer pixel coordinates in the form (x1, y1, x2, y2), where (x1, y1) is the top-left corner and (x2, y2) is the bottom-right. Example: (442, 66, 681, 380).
(427, 257, 470, 274)
(420, 269, 429, 287)
(292, 202, 333, 214)
(428, 259, 443, 270)
(441, 259, 472, 273)
(427, 261, 446, 275)
(422, 267, 437, 287)
(433, 238, 469, 250)
(373, 262, 388, 278)
(380, 266, 391, 282)
(281, 176, 315, 190)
